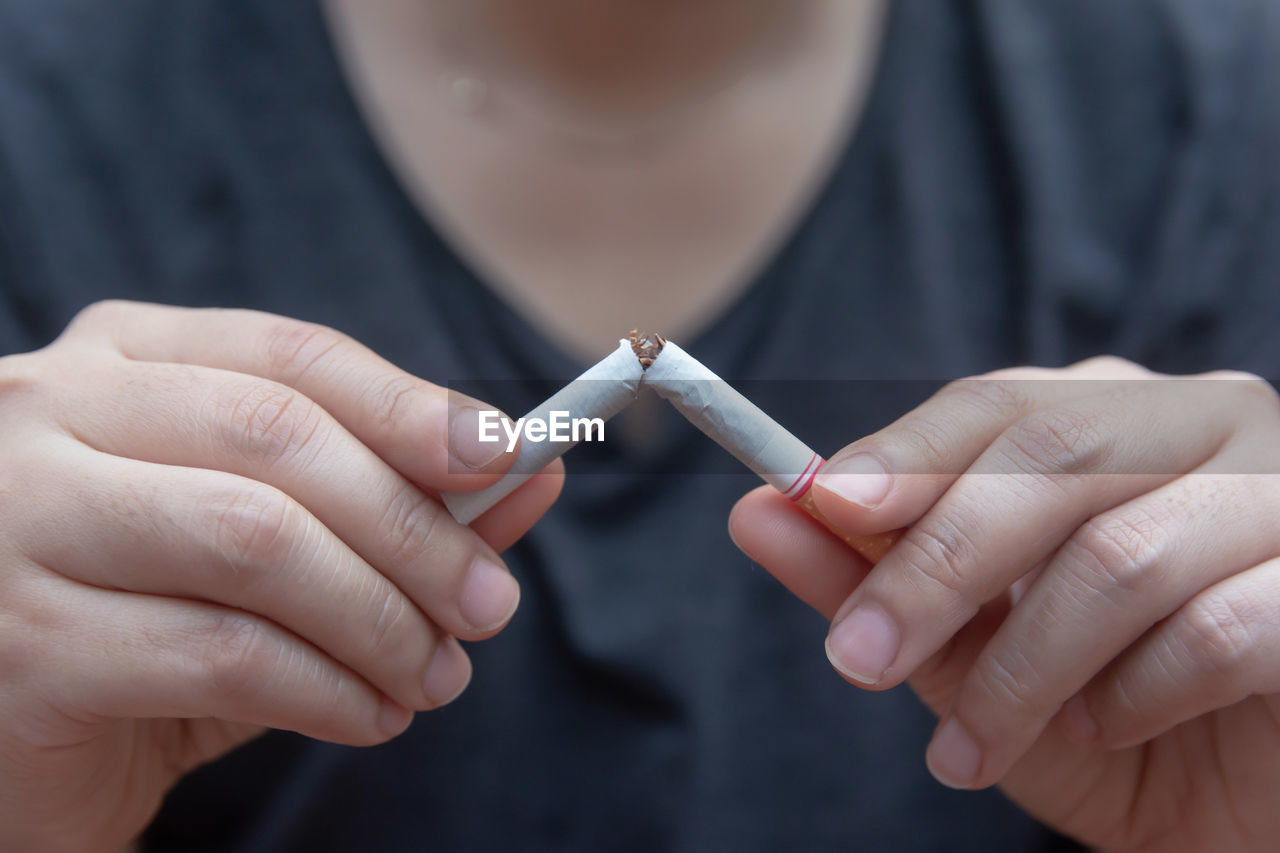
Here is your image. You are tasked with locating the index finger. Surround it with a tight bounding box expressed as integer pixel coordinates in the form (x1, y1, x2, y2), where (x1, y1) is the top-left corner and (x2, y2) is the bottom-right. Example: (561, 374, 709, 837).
(810, 362, 1152, 536)
(810, 370, 1052, 536)
(65, 300, 514, 492)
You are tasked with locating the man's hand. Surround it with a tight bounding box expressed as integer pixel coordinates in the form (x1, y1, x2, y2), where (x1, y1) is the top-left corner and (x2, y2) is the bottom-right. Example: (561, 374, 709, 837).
(0, 301, 563, 852)
(731, 356, 1280, 853)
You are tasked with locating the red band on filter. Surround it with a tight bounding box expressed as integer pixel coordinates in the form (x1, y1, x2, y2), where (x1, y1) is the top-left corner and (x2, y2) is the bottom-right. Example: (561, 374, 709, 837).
(784, 454, 824, 501)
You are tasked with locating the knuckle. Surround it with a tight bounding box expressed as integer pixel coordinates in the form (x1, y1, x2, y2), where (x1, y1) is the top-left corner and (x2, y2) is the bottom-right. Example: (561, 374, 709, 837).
(0, 575, 75, 694)
(366, 586, 413, 661)
(0, 353, 41, 401)
(1201, 368, 1266, 385)
(1066, 509, 1168, 595)
(201, 612, 277, 699)
(1180, 593, 1257, 676)
(379, 486, 446, 567)
(891, 381, 1028, 475)
(1108, 673, 1145, 721)
(0, 343, 42, 410)
(1091, 672, 1151, 749)
(1217, 371, 1280, 418)
(982, 366, 1054, 381)
(891, 419, 958, 474)
(208, 483, 303, 577)
(363, 372, 426, 434)
(262, 319, 352, 384)
(1075, 355, 1144, 375)
(970, 647, 1047, 721)
(897, 512, 982, 604)
(1000, 408, 1110, 476)
(942, 378, 1032, 419)
(65, 299, 131, 333)
(1, 575, 75, 686)
(218, 381, 327, 469)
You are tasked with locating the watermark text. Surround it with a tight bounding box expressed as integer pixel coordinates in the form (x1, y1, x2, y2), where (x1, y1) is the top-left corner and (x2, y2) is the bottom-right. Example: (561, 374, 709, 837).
(478, 410, 605, 453)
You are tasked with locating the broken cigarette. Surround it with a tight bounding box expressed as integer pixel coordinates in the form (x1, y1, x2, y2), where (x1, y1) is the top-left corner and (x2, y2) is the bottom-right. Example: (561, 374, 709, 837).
(642, 338, 902, 564)
(440, 339, 644, 525)
(440, 332, 902, 565)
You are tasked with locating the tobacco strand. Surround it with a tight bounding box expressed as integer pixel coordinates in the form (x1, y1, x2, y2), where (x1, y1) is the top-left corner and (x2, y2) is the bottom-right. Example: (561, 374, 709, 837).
(628, 329, 667, 369)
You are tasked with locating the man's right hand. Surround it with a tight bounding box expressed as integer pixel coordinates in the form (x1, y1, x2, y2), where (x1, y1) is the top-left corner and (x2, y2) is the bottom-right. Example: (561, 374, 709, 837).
(0, 300, 562, 852)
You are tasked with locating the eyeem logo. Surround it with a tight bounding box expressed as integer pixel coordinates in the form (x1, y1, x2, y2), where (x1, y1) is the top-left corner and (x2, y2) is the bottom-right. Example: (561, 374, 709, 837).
(477, 410, 605, 453)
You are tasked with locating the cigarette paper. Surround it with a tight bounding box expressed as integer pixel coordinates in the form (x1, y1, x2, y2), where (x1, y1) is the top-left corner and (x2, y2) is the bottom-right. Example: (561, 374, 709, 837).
(643, 341, 823, 497)
(440, 340, 644, 525)
(644, 341, 902, 564)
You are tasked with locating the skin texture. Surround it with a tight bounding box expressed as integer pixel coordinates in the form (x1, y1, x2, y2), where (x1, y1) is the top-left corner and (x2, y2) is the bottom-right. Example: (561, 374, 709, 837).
(730, 357, 1280, 853)
(0, 301, 563, 852)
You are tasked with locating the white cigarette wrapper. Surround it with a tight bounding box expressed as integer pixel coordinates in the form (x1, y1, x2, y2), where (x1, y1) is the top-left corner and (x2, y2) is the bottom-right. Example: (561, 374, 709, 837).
(643, 342, 822, 500)
(441, 340, 645, 525)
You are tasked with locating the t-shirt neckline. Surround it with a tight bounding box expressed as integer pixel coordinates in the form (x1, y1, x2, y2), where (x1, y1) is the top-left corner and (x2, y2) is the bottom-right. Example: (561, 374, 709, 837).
(301, 0, 901, 382)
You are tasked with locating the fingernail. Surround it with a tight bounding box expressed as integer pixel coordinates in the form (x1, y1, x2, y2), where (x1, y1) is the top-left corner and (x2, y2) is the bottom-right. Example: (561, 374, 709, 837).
(378, 698, 414, 738)
(926, 717, 983, 789)
(825, 603, 899, 685)
(1059, 693, 1100, 744)
(816, 454, 892, 509)
(459, 557, 520, 632)
(422, 636, 471, 708)
(449, 404, 508, 471)
(726, 512, 744, 552)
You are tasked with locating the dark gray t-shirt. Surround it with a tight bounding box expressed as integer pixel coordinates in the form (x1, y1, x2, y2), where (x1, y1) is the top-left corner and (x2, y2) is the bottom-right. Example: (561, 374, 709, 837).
(1, 0, 1277, 850)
